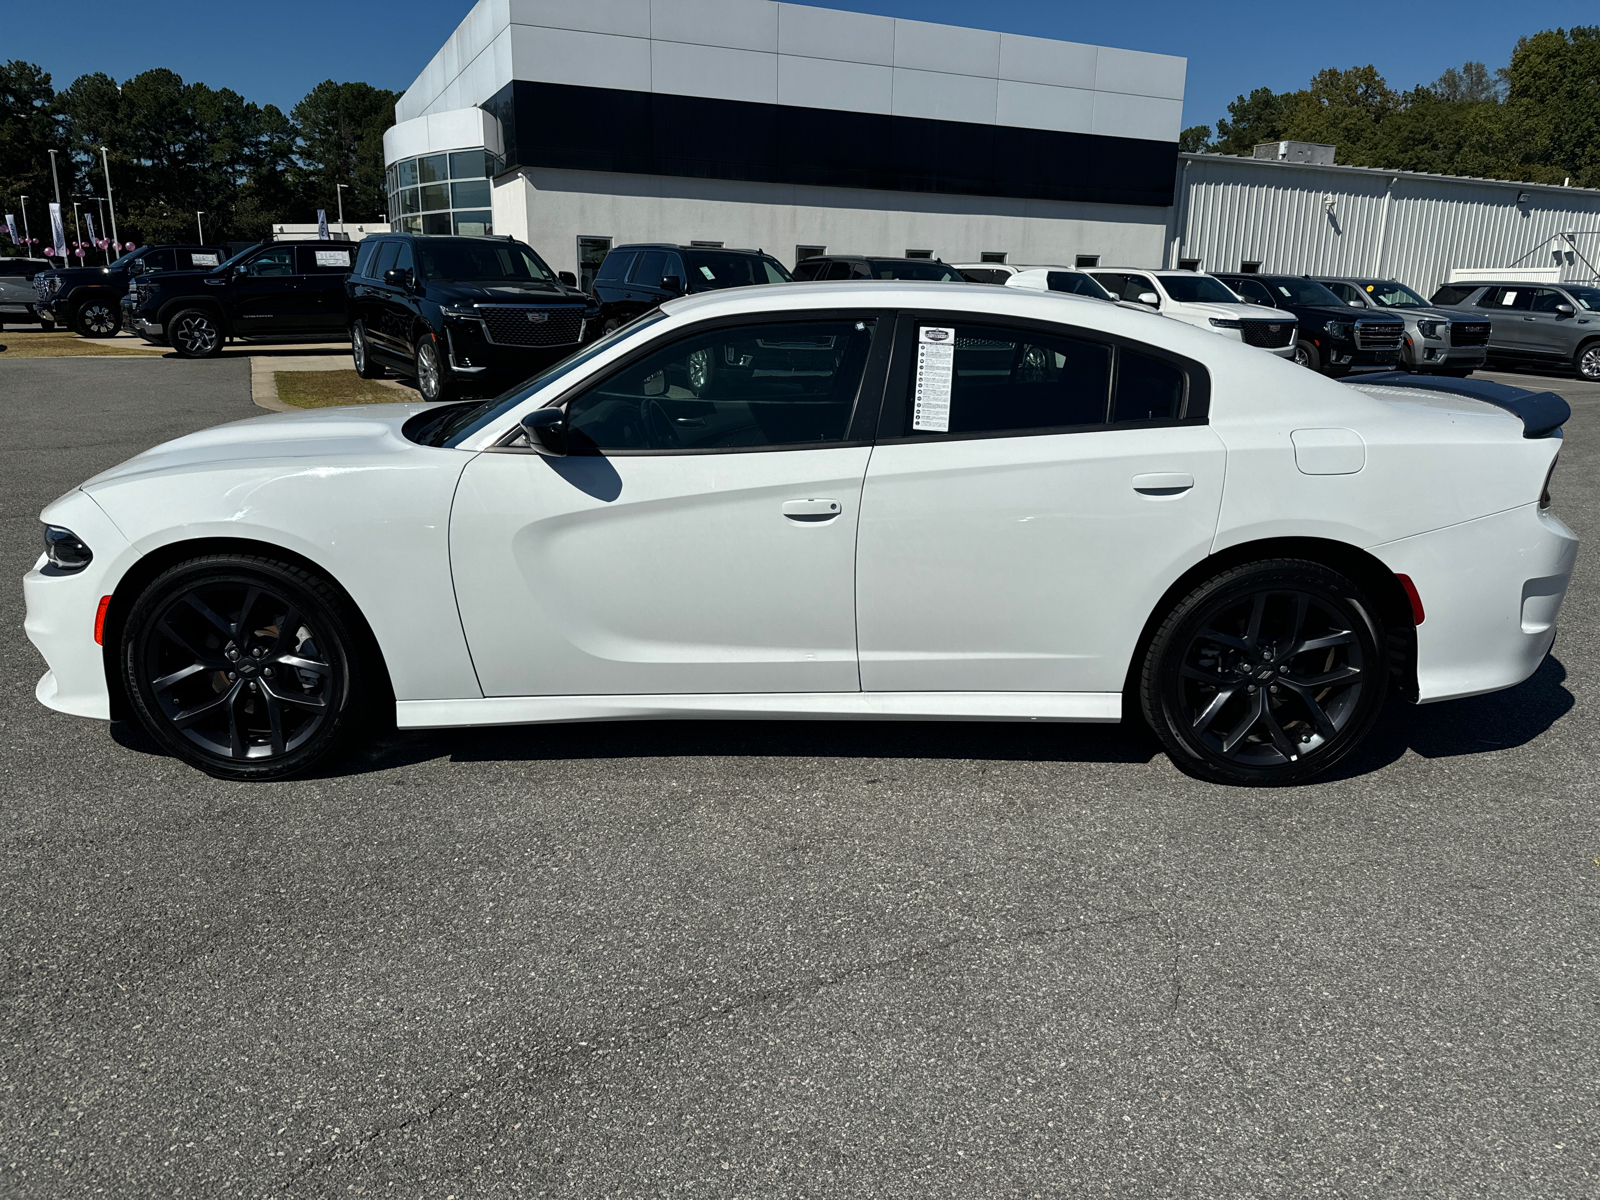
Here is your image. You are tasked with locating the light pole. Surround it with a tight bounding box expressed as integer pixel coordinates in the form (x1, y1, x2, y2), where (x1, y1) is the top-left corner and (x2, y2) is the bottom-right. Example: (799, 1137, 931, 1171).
(336, 183, 348, 235)
(18, 196, 30, 247)
(196, 212, 205, 243)
(100, 146, 119, 251)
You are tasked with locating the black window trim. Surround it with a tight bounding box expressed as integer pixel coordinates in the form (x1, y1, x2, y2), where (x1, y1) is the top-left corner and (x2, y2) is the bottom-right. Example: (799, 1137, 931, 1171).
(873, 309, 1211, 446)
(489, 307, 898, 457)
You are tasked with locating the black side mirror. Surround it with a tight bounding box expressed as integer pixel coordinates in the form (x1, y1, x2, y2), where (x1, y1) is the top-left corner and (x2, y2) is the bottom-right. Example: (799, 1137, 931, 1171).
(661, 274, 684, 295)
(383, 267, 412, 289)
(558, 270, 577, 286)
(520, 407, 569, 457)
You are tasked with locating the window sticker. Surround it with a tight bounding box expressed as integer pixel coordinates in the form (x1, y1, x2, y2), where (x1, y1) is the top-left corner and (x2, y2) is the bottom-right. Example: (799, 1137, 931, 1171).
(315, 249, 351, 267)
(1501, 290, 1518, 306)
(913, 327, 955, 432)
(191, 253, 219, 266)
(699, 265, 715, 280)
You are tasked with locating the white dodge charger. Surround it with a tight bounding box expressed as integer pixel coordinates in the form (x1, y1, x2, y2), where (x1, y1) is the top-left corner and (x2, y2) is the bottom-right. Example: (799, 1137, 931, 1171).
(24, 282, 1577, 786)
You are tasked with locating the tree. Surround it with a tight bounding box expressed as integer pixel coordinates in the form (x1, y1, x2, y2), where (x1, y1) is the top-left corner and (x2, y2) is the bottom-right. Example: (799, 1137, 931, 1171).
(0, 60, 58, 255)
(290, 81, 399, 224)
(1179, 125, 1211, 153)
(1432, 61, 1500, 103)
(1211, 87, 1295, 155)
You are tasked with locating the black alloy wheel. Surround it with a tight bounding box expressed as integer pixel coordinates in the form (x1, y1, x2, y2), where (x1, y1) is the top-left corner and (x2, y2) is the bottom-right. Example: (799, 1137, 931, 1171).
(170, 309, 223, 358)
(122, 555, 371, 780)
(1140, 560, 1387, 786)
(352, 320, 383, 378)
(74, 298, 120, 338)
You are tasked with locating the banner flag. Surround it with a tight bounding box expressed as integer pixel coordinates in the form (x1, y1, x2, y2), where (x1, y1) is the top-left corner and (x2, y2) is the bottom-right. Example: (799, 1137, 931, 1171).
(49, 202, 66, 256)
(3, 214, 16, 245)
(85, 212, 98, 244)
(317, 209, 329, 240)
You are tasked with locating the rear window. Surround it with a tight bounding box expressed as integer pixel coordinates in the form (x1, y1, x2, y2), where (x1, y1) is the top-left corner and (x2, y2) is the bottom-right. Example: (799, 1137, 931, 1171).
(865, 259, 962, 282)
(1430, 284, 1478, 306)
(176, 249, 221, 270)
(596, 250, 635, 282)
(959, 268, 1010, 285)
(300, 245, 354, 273)
(683, 251, 791, 289)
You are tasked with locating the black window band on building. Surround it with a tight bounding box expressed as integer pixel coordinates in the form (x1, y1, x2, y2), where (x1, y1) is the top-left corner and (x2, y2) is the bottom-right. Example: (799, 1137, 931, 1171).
(483, 80, 1178, 209)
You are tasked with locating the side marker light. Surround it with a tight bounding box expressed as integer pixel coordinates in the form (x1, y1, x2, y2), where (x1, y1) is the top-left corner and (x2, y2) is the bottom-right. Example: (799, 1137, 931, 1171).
(1395, 574, 1425, 625)
(94, 595, 112, 645)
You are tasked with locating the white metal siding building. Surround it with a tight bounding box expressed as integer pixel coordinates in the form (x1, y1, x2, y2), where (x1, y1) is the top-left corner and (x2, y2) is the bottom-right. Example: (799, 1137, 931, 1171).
(1168, 153, 1600, 295)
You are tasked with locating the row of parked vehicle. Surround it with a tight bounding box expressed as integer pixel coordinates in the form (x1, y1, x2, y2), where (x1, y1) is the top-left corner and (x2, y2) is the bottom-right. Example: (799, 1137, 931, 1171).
(9, 236, 1598, 394)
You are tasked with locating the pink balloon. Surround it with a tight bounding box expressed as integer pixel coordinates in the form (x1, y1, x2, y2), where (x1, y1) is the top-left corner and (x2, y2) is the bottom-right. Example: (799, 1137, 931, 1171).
(75, 248, 85, 257)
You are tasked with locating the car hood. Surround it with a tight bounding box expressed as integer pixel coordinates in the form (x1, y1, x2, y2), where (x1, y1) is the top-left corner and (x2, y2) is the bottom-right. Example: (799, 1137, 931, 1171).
(79, 403, 440, 492)
(1298, 304, 1404, 323)
(427, 279, 591, 304)
(38, 266, 117, 285)
(1385, 306, 1473, 322)
(1176, 301, 1296, 322)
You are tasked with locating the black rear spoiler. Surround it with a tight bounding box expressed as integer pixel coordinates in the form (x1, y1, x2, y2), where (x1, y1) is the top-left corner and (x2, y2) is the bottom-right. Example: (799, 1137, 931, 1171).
(1348, 371, 1570, 438)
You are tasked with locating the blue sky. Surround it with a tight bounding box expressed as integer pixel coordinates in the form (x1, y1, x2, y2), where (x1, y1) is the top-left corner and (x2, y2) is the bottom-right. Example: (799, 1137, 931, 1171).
(10, 0, 1597, 132)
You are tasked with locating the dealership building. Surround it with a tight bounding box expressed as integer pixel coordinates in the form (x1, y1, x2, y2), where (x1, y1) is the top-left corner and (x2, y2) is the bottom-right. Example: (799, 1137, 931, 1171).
(385, 0, 1600, 294)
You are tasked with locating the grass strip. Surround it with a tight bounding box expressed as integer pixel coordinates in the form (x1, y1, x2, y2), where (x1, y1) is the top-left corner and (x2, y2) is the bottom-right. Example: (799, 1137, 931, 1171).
(274, 370, 408, 408)
(0, 330, 162, 358)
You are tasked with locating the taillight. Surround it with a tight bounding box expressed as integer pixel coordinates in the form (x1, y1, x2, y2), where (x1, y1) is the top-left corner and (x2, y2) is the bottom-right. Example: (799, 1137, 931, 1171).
(1540, 453, 1558, 510)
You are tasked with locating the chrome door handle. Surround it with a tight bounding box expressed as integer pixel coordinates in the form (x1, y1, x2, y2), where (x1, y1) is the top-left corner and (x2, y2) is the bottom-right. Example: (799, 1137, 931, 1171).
(1132, 472, 1194, 496)
(782, 498, 841, 522)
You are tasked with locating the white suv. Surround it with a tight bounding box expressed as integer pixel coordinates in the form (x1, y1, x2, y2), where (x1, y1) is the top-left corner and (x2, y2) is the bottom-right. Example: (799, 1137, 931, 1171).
(1090, 268, 1297, 357)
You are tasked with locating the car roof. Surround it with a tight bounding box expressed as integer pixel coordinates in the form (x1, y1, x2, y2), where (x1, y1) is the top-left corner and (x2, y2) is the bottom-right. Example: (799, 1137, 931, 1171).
(1091, 267, 1210, 276)
(614, 243, 771, 254)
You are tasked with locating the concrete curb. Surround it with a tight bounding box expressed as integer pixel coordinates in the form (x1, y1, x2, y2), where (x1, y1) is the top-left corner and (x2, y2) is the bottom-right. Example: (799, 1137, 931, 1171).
(251, 359, 293, 412)
(250, 355, 414, 412)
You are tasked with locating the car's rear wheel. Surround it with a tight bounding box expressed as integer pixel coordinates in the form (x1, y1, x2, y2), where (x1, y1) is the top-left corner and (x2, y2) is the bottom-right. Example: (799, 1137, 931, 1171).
(74, 297, 120, 337)
(1576, 340, 1600, 383)
(352, 320, 383, 378)
(170, 309, 223, 358)
(414, 332, 455, 402)
(1139, 559, 1387, 786)
(121, 555, 373, 781)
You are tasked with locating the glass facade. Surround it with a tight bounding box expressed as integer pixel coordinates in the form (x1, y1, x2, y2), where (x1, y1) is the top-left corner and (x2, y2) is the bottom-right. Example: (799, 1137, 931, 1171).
(386, 148, 503, 236)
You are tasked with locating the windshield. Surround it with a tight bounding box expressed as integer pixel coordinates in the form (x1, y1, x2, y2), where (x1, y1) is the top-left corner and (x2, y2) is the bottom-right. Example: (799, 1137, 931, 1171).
(417, 239, 556, 284)
(215, 244, 264, 272)
(1364, 281, 1429, 308)
(1048, 271, 1114, 300)
(1566, 286, 1600, 312)
(1159, 275, 1241, 304)
(107, 247, 147, 270)
(684, 251, 791, 289)
(866, 259, 963, 282)
(1260, 277, 1344, 306)
(436, 311, 669, 447)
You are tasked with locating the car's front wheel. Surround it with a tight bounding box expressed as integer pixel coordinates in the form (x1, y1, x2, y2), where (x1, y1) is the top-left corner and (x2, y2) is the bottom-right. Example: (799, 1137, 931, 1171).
(1292, 340, 1319, 371)
(1576, 339, 1600, 383)
(169, 309, 223, 358)
(121, 555, 375, 780)
(74, 297, 120, 338)
(1139, 559, 1387, 786)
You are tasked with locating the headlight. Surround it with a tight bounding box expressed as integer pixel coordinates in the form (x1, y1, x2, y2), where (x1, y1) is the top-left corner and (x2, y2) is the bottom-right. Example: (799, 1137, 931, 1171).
(440, 305, 479, 319)
(43, 525, 93, 571)
(48, 276, 62, 293)
(1208, 317, 1244, 329)
(1416, 319, 1446, 339)
(1326, 321, 1352, 340)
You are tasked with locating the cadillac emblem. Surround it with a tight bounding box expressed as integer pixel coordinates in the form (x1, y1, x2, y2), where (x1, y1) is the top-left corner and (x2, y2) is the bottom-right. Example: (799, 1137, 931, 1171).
(1268, 324, 1281, 332)
(526, 311, 549, 324)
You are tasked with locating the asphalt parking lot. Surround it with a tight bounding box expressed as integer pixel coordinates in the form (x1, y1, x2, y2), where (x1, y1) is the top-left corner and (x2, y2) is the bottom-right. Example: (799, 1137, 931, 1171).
(3, 354, 1598, 1198)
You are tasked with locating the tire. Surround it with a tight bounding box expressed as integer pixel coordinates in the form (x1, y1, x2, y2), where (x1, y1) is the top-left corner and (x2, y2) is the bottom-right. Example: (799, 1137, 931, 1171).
(1292, 340, 1319, 371)
(169, 308, 224, 358)
(1576, 340, 1600, 383)
(121, 554, 374, 781)
(414, 331, 455, 402)
(351, 320, 383, 379)
(1139, 559, 1388, 787)
(73, 296, 120, 338)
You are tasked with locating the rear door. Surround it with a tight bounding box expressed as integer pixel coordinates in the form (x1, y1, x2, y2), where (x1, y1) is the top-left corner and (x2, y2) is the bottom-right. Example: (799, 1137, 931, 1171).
(1474, 286, 1535, 353)
(296, 244, 355, 334)
(855, 314, 1225, 695)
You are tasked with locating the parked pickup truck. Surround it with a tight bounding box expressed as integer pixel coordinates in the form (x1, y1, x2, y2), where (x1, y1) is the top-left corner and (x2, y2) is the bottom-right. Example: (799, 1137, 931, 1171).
(1216, 273, 1405, 376)
(35, 244, 227, 337)
(122, 240, 356, 356)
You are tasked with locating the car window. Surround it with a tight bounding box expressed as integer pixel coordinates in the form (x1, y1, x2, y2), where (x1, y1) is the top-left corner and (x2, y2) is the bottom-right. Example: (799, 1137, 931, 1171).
(683, 251, 792, 289)
(299, 244, 354, 274)
(1324, 282, 1361, 304)
(245, 247, 296, 278)
(1112, 350, 1185, 423)
(1236, 280, 1275, 306)
(1094, 273, 1159, 303)
(1477, 287, 1533, 311)
(1566, 287, 1600, 312)
(564, 319, 877, 453)
(596, 251, 635, 283)
(142, 249, 177, 272)
(1367, 281, 1427, 308)
(1262, 278, 1343, 306)
(1430, 285, 1478, 306)
(373, 241, 400, 279)
(1046, 272, 1113, 300)
(663, 252, 687, 286)
(394, 242, 414, 274)
(792, 259, 826, 281)
(1529, 289, 1568, 313)
(177, 249, 221, 270)
(899, 323, 1113, 437)
(415, 239, 553, 283)
(1156, 275, 1240, 304)
(866, 260, 962, 282)
(961, 268, 1009, 285)
(629, 250, 666, 287)
(822, 260, 855, 281)
(353, 239, 380, 278)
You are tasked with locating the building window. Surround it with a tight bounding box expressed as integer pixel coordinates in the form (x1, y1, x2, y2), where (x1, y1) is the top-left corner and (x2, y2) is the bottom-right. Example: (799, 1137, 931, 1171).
(796, 245, 825, 267)
(1178, 258, 1201, 271)
(386, 149, 503, 234)
(1075, 254, 1099, 268)
(905, 249, 934, 259)
(1239, 261, 1262, 274)
(981, 251, 1007, 264)
(577, 235, 612, 293)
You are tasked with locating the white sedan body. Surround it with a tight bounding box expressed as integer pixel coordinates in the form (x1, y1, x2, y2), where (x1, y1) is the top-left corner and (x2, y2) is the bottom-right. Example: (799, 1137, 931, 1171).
(26, 281, 1575, 745)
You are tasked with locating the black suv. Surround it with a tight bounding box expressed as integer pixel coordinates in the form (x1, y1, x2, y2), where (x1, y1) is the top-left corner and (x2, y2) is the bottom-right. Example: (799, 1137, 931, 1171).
(346, 233, 599, 402)
(123, 240, 356, 356)
(792, 255, 965, 283)
(1216, 273, 1405, 375)
(591, 244, 791, 330)
(37, 244, 226, 337)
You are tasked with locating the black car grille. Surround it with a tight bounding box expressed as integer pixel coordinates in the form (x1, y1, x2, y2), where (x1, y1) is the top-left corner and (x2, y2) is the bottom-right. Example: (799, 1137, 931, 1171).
(1450, 321, 1491, 347)
(33, 278, 50, 303)
(1354, 320, 1405, 350)
(1240, 320, 1296, 349)
(478, 305, 585, 348)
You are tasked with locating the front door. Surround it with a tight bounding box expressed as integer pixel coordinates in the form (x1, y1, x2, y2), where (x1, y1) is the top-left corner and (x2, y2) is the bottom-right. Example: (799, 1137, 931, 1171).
(1522, 288, 1578, 361)
(234, 246, 305, 332)
(856, 316, 1226, 695)
(449, 313, 887, 696)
